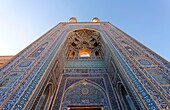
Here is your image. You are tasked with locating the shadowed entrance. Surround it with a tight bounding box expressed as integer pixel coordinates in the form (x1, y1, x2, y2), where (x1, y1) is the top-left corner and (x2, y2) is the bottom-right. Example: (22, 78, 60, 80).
(68, 106, 103, 110)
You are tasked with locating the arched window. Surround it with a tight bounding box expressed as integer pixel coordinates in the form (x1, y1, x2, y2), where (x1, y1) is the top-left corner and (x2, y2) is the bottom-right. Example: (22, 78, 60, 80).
(95, 51, 100, 56)
(79, 49, 90, 57)
(120, 85, 135, 110)
(36, 84, 52, 110)
(69, 51, 75, 58)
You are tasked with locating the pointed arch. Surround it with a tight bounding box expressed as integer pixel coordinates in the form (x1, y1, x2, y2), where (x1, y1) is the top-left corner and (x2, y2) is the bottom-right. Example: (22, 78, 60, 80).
(61, 79, 111, 110)
(117, 82, 135, 110)
(66, 28, 104, 60)
(36, 83, 53, 110)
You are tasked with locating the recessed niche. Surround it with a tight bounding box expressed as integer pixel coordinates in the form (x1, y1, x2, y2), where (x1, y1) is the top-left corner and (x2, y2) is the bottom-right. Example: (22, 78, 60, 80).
(79, 49, 90, 57)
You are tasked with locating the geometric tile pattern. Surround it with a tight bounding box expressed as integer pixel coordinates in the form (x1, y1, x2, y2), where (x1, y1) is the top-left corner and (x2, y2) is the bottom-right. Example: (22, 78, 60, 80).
(64, 60, 106, 68)
(52, 74, 119, 110)
(148, 69, 170, 85)
(0, 24, 67, 109)
(147, 69, 170, 95)
(138, 59, 152, 66)
(0, 71, 24, 100)
(62, 81, 110, 110)
(18, 60, 32, 68)
(102, 31, 159, 109)
(0, 21, 169, 110)
(12, 31, 67, 110)
(102, 23, 170, 109)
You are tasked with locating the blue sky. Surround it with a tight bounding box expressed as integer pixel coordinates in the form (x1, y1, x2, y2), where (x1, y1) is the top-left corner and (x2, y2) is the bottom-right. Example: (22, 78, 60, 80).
(0, 0, 170, 61)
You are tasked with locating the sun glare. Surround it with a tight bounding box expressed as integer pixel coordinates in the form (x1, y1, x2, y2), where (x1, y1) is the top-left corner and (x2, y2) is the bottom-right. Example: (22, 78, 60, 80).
(79, 49, 90, 57)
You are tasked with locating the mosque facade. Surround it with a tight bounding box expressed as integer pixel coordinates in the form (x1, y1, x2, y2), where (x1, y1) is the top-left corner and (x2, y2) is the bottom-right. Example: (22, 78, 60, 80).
(0, 18, 169, 110)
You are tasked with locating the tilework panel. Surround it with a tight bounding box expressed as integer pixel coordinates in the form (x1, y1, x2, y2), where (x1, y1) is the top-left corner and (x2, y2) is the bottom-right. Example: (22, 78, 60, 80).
(65, 78, 106, 92)
(64, 60, 106, 68)
(147, 69, 170, 95)
(1, 26, 67, 109)
(0, 72, 24, 101)
(162, 86, 170, 94)
(102, 27, 170, 109)
(106, 23, 170, 69)
(0, 23, 169, 110)
(62, 81, 110, 110)
(148, 69, 170, 85)
(18, 61, 32, 67)
(64, 68, 107, 74)
(124, 46, 140, 57)
(52, 74, 119, 110)
(27, 73, 51, 109)
(138, 59, 152, 66)
(0, 72, 22, 88)
(0, 71, 25, 105)
(12, 31, 68, 110)
(101, 30, 159, 109)
(0, 24, 65, 107)
(88, 78, 106, 90)
(17, 60, 33, 69)
(0, 23, 63, 75)
(29, 42, 49, 57)
(65, 79, 82, 90)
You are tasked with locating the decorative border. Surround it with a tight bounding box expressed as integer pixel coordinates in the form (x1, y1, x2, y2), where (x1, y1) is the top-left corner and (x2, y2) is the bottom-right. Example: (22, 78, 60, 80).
(1, 25, 68, 109)
(101, 30, 158, 109)
(102, 26, 170, 109)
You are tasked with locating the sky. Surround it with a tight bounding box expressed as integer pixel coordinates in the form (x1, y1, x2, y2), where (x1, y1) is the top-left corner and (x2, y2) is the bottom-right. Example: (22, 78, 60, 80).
(0, 0, 170, 61)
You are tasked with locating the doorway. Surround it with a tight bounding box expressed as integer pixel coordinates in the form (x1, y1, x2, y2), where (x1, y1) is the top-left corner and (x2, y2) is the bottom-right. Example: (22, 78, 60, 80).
(68, 106, 103, 110)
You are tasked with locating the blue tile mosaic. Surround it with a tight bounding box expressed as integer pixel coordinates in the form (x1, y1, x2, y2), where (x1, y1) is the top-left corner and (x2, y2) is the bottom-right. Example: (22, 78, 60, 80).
(0, 23, 169, 110)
